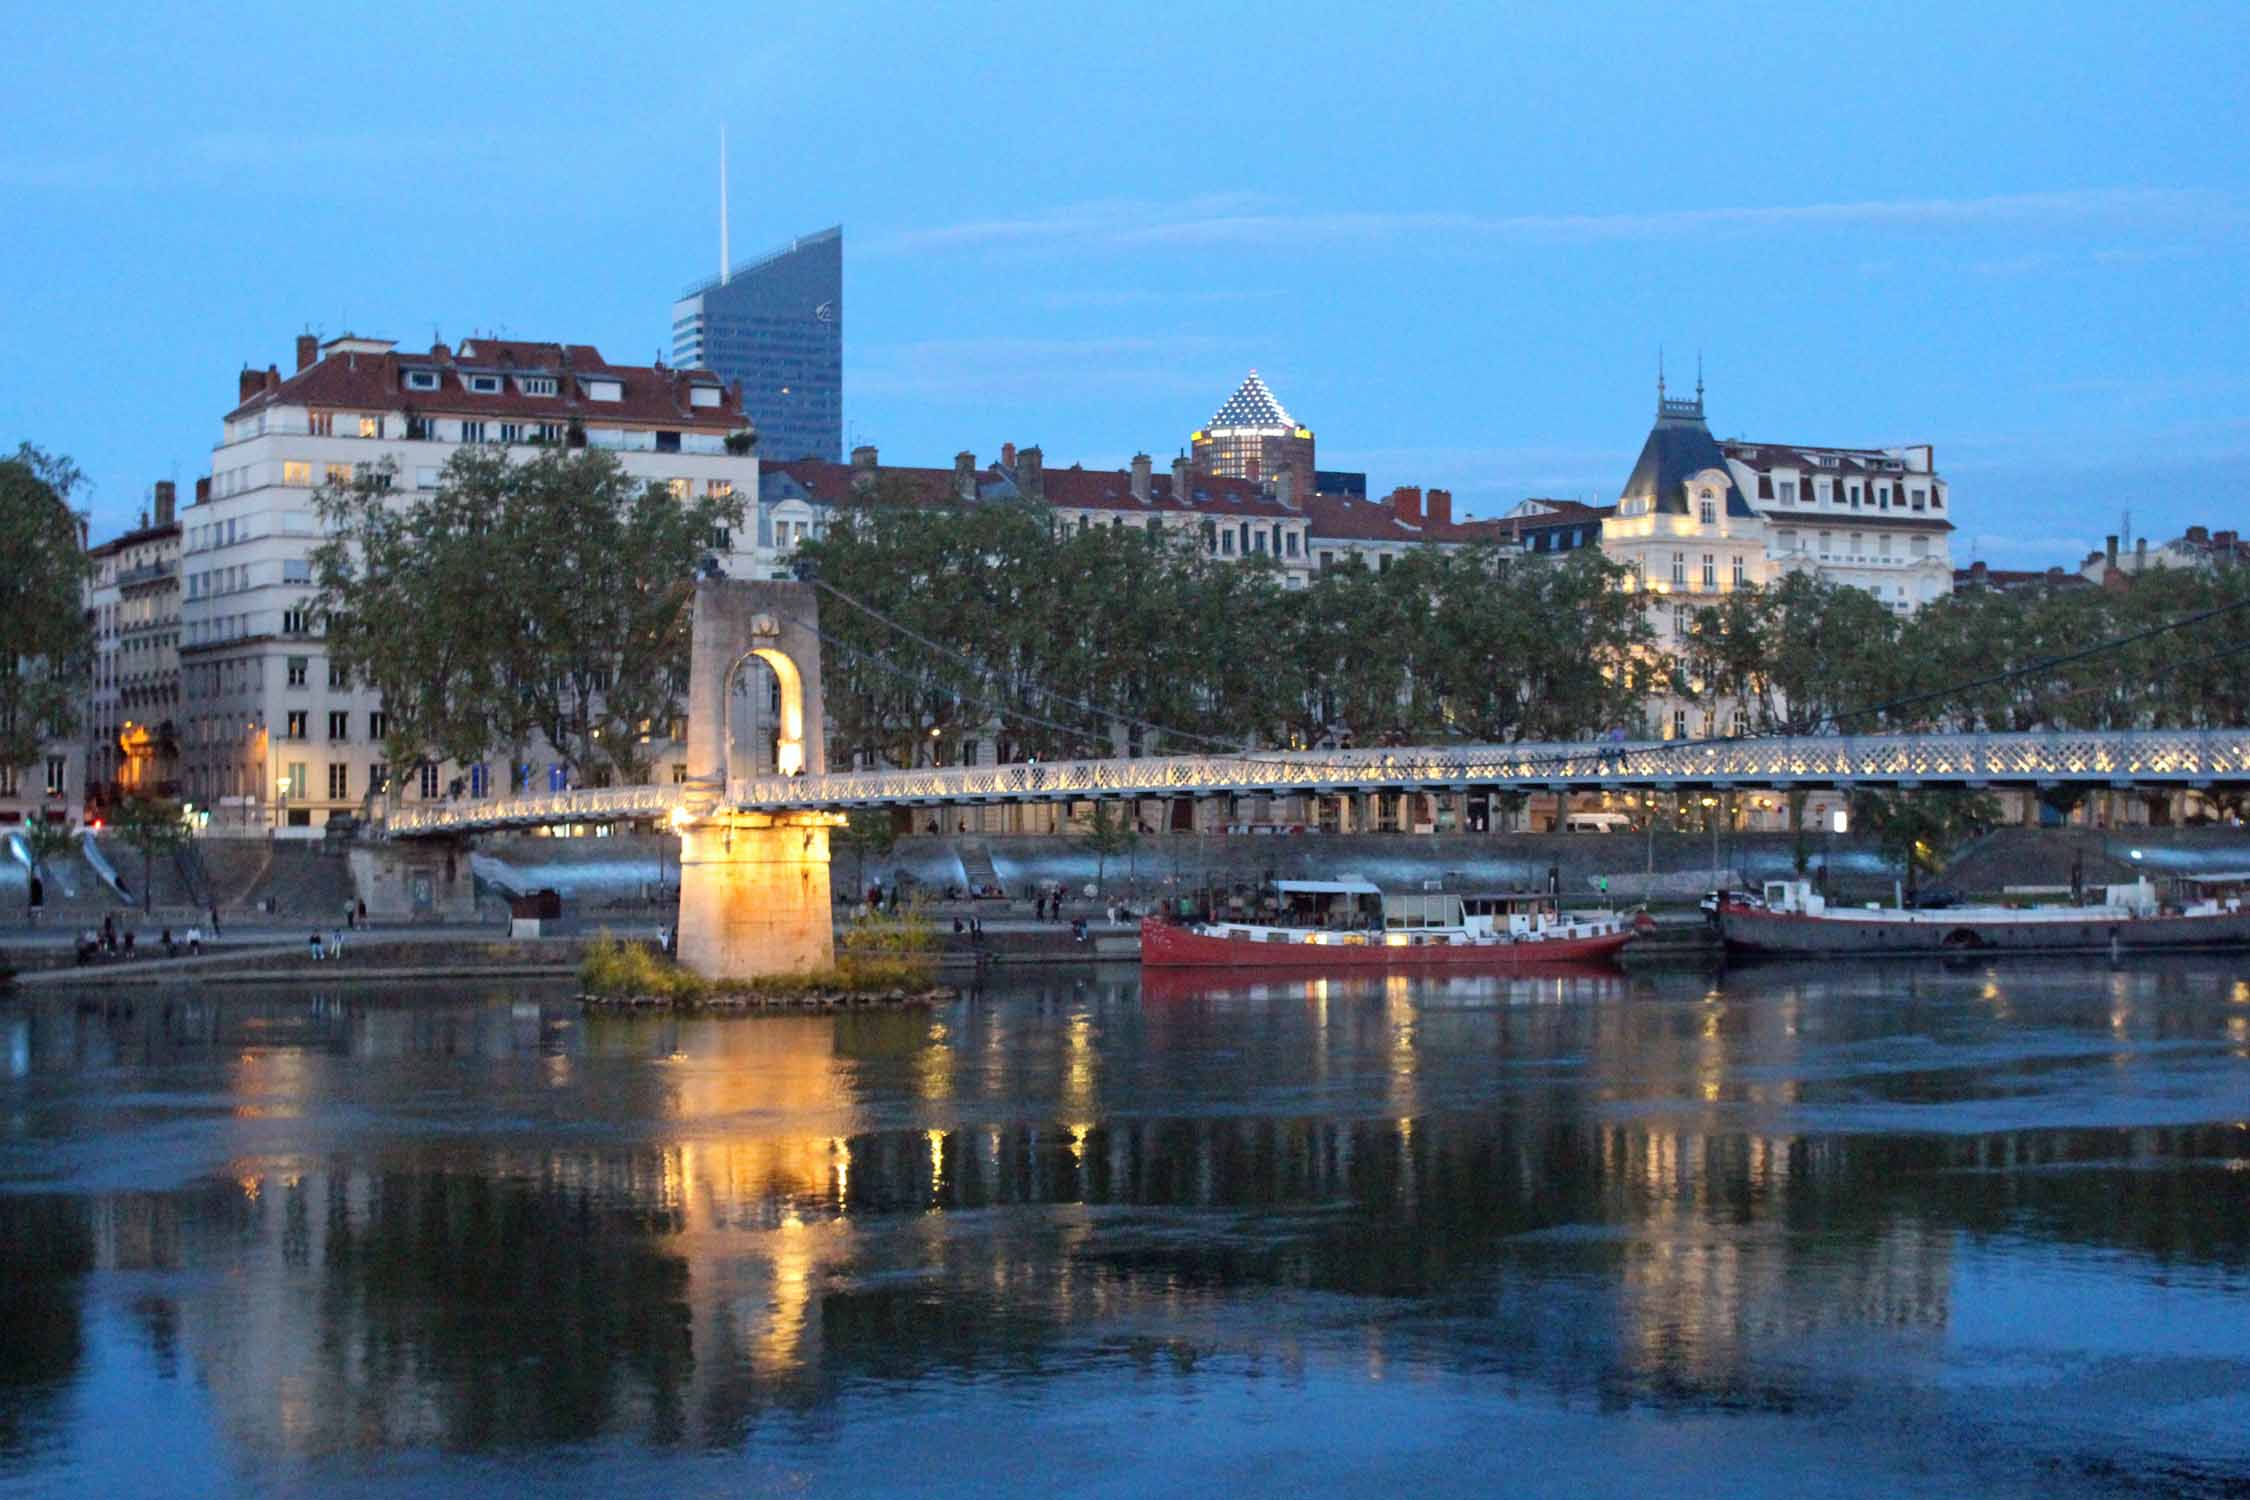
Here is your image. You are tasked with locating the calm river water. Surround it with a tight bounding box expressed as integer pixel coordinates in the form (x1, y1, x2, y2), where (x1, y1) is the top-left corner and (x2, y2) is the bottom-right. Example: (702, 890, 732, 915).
(2, 958, 2248, 1498)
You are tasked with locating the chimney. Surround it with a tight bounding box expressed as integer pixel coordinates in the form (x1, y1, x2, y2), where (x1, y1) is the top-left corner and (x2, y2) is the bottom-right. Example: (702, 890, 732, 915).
(264, 364, 280, 393)
(432, 341, 451, 362)
(1426, 488, 1453, 528)
(1019, 445, 1044, 501)
(1171, 454, 1191, 502)
(954, 450, 977, 502)
(1001, 441, 1016, 469)
(850, 444, 878, 494)
(1969, 560, 1988, 584)
(2216, 529, 2239, 551)
(2134, 536, 2148, 567)
(238, 367, 263, 404)
(295, 334, 319, 371)
(194, 477, 211, 507)
(1274, 467, 1295, 510)
(2105, 534, 2119, 568)
(2186, 525, 2210, 545)
(1390, 486, 1424, 525)
(1129, 453, 1152, 502)
(153, 480, 176, 527)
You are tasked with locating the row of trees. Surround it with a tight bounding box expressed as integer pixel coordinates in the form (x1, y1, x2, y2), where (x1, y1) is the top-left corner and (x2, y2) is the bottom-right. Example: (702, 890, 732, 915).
(1680, 564, 2250, 734)
(797, 493, 1662, 766)
(0, 445, 94, 778)
(312, 447, 744, 792)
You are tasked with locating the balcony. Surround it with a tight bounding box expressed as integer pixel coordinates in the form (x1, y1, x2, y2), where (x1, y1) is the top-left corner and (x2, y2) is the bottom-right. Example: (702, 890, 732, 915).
(116, 560, 176, 588)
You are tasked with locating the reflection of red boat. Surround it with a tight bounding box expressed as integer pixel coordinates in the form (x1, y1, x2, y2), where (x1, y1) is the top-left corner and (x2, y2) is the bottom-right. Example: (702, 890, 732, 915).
(1140, 879, 1641, 970)
(1138, 958, 1627, 1004)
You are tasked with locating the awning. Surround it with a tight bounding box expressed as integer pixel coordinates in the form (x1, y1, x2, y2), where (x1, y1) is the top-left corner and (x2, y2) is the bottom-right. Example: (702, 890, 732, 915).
(1273, 877, 1381, 896)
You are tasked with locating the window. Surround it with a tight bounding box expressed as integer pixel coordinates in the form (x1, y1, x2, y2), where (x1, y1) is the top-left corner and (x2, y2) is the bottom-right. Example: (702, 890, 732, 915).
(1701, 554, 1716, 589)
(1377, 552, 1392, 572)
(369, 711, 387, 740)
(326, 710, 348, 740)
(1847, 484, 1861, 509)
(707, 479, 734, 498)
(1818, 530, 1832, 556)
(417, 763, 439, 799)
(1285, 532, 1300, 557)
(1910, 488, 1925, 511)
(328, 763, 348, 799)
(667, 478, 690, 501)
(1699, 492, 1716, 525)
(1778, 480, 1797, 503)
(1670, 552, 1685, 585)
(285, 761, 306, 800)
(283, 558, 311, 584)
(286, 656, 308, 688)
(655, 431, 681, 453)
(283, 607, 311, 635)
(369, 764, 388, 795)
(1731, 554, 1745, 588)
(1849, 532, 1863, 557)
(499, 422, 525, 444)
(45, 756, 65, 796)
(405, 370, 440, 391)
(283, 461, 312, 487)
(1221, 531, 1236, 556)
(324, 462, 351, 487)
(328, 661, 348, 689)
(1670, 708, 1687, 741)
(358, 416, 379, 439)
(469, 763, 490, 798)
(415, 466, 441, 490)
(407, 417, 439, 441)
(309, 412, 334, 436)
(519, 376, 558, 396)
(467, 375, 501, 395)
(534, 422, 563, 444)
(1911, 536, 1929, 558)
(459, 420, 488, 443)
(1879, 534, 1893, 558)
(286, 710, 307, 740)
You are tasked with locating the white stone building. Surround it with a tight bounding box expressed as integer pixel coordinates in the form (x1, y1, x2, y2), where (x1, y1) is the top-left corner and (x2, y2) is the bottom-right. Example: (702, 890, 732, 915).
(84, 482, 183, 810)
(184, 332, 764, 834)
(1724, 439, 1953, 612)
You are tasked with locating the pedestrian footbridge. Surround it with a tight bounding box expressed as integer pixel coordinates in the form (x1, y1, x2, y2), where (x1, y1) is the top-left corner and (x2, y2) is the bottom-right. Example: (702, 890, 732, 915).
(387, 728, 2250, 838)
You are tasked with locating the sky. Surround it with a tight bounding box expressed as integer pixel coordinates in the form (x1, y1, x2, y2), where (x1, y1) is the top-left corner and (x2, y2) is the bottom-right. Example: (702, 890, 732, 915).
(4, 0, 2246, 567)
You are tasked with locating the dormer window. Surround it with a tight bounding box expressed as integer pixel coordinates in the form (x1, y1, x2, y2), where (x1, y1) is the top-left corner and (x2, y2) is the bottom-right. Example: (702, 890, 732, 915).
(689, 385, 721, 408)
(518, 376, 558, 397)
(404, 370, 439, 391)
(583, 378, 623, 402)
(467, 375, 502, 395)
(1698, 491, 1716, 525)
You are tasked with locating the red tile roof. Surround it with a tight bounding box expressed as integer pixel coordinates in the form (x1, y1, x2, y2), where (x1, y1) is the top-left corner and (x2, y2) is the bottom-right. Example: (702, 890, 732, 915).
(227, 337, 742, 429)
(1303, 494, 1611, 545)
(768, 459, 1301, 520)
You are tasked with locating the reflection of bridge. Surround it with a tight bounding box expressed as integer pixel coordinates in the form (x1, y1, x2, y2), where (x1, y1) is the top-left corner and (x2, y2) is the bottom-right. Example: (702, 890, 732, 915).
(382, 579, 2250, 979)
(388, 728, 2250, 837)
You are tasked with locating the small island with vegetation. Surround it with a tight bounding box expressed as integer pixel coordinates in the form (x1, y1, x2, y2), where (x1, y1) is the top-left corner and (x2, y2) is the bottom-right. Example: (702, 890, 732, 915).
(578, 907, 952, 1012)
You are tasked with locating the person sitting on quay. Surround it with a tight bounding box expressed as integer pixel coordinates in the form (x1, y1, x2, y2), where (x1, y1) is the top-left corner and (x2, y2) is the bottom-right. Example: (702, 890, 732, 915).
(308, 932, 325, 961)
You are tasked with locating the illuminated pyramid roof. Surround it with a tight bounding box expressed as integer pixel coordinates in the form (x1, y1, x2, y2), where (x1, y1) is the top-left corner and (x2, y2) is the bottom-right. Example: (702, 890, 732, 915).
(1207, 369, 1296, 431)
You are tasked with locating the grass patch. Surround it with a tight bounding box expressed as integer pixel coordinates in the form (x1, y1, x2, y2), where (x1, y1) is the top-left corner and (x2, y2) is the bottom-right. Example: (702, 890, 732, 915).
(579, 932, 937, 1005)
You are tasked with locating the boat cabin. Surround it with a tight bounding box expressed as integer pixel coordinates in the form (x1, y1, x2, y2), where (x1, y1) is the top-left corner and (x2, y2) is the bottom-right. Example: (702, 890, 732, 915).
(1459, 892, 1573, 937)
(2170, 871, 2249, 916)
(1762, 880, 1828, 916)
(1269, 878, 1386, 930)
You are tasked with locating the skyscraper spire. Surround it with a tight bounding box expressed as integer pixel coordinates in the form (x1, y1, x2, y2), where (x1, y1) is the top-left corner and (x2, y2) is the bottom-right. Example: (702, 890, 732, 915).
(719, 125, 730, 287)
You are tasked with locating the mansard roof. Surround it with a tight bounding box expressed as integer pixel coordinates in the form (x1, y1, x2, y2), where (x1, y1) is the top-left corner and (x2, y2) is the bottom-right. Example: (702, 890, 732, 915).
(1617, 393, 1756, 518)
(1207, 369, 1296, 431)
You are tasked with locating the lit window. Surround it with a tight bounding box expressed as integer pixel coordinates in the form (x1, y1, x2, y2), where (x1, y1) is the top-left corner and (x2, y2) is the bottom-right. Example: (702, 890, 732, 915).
(309, 412, 334, 436)
(324, 463, 351, 487)
(358, 416, 379, 439)
(282, 461, 312, 487)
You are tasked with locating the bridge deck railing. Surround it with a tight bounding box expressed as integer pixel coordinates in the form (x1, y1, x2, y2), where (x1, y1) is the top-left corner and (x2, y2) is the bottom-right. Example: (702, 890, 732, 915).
(382, 730, 2250, 837)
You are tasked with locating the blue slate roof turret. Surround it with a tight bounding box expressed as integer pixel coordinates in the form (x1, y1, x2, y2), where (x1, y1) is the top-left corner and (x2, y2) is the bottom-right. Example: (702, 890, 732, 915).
(1616, 381, 1755, 518)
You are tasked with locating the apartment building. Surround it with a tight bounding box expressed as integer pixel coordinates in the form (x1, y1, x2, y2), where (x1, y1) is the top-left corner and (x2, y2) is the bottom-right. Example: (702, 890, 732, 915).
(184, 332, 762, 832)
(84, 482, 183, 811)
(1725, 438, 1953, 612)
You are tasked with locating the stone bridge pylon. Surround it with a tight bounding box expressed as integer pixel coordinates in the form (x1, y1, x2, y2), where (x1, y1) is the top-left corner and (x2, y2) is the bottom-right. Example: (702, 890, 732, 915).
(675, 579, 843, 979)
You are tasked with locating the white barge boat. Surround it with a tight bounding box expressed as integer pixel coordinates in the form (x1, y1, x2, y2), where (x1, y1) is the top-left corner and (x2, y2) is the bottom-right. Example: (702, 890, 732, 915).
(1718, 873, 2250, 956)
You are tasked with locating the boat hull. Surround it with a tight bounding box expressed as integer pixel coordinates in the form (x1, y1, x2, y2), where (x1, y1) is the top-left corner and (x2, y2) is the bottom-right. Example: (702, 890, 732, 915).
(1139, 917, 1634, 968)
(1718, 904, 2250, 956)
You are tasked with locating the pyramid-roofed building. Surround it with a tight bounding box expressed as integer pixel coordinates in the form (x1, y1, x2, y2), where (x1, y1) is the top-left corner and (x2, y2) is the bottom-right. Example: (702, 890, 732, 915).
(1191, 368, 1316, 502)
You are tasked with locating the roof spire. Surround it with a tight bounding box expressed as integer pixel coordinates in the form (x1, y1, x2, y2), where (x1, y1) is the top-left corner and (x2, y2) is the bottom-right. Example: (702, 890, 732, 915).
(1696, 349, 1704, 404)
(1657, 346, 1666, 405)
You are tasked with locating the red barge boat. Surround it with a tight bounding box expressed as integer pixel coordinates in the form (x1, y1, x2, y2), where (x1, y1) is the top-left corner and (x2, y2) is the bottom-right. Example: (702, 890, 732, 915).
(1141, 878, 1642, 968)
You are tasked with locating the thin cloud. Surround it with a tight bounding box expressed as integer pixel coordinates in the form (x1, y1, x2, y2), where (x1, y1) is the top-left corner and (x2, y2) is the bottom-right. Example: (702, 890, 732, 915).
(855, 333, 1250, 403)
(871, 187, 2232, 257)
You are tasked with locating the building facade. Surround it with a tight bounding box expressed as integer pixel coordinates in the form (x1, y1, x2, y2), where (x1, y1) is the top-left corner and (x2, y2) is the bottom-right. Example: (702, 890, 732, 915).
(1191, 370, 1316, 502)
(84, 482, 183, 813)
(671, 226, 842, 464)
(1725, 438, 1953, 612)
(185, 332, 762, 833)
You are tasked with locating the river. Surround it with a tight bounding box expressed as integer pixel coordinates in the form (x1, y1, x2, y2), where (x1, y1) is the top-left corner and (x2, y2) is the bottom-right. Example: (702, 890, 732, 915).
(2, 958, 2247, 1497)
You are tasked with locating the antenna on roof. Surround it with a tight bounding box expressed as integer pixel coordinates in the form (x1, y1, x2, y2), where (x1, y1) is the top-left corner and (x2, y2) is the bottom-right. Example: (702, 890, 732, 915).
(1696, 350, 1705, 403)
(719, 124, 730, 287)
(1657, 346, 1666, 403)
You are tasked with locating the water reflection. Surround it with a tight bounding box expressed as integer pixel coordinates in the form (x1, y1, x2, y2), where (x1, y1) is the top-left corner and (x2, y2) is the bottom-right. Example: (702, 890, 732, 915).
(0, 962, 2246, 1490)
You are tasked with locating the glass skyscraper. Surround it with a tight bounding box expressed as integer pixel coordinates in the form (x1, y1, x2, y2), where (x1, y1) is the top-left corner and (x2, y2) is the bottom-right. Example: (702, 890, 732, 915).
(671, 225, 842, 463)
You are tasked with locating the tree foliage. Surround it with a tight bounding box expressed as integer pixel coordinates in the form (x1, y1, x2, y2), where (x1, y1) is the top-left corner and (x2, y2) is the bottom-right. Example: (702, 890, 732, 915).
(111, 793, 188, 913)
(795, 506, 1658, 766)
(0, 445, 94, 774)
(312, 446, 744, 791)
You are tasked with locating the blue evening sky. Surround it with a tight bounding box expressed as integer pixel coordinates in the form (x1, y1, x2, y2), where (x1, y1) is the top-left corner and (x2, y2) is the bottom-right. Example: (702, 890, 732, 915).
(6, 1, 2245, 566)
